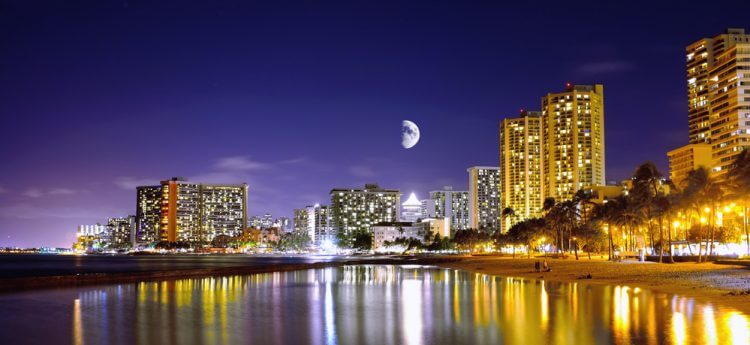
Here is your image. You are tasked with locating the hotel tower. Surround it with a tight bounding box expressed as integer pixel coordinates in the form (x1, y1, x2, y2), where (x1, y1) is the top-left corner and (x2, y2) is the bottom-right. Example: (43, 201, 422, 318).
(499, 110, 544, 231)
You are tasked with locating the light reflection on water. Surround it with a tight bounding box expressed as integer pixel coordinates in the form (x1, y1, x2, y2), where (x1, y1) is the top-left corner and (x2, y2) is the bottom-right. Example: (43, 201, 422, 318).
(0, 265, 748, 345)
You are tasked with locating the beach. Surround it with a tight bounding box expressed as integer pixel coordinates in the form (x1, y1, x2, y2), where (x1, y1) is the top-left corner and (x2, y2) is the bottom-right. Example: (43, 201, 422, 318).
(438, 256, 750, 314)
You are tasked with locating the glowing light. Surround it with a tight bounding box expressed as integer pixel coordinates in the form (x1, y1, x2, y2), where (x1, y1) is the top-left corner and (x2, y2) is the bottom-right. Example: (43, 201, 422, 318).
(726, 312, 750, 345)
(672, 312, 687, 345)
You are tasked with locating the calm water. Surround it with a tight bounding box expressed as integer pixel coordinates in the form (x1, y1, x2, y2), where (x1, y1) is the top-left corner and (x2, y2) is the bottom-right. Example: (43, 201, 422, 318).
(0, 265, 748, 345)
(0, 254, 381, 278)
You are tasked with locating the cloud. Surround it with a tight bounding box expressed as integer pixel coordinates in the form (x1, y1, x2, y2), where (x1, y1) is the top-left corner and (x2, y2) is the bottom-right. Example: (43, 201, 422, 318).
(279, 156, 309, 165)
(23, 188, 44, 198)
(0, 186, 6, 194)
(23, 188, 88, 198)
(215, 156, 272, 171)
(48, 188, 86, 195)
(114, 177, 158, 190)
(576, 60, 635, 74)
(350, 165, 376, 178)
(0, 203, 118, 220)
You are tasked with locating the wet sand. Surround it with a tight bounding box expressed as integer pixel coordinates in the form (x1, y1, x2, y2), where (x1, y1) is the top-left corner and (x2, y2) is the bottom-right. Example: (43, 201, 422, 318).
(438, 256, 750, 315)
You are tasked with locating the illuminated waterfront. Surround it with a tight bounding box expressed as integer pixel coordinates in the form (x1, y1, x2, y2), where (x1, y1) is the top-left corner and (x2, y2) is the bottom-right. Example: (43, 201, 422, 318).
(0, 265, 747, 345)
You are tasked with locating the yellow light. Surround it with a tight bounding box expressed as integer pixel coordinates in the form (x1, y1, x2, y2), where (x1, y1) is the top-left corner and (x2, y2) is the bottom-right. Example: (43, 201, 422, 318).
(673, 221, 680, 228)
(723, 206, 731, 213)
(700, 217, 707, 224)
(704, 207, 711, 213)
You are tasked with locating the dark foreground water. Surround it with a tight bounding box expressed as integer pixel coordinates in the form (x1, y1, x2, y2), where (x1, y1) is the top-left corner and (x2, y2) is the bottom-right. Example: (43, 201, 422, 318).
(0, 265, 748, 345)
(0, 254, 377, 278)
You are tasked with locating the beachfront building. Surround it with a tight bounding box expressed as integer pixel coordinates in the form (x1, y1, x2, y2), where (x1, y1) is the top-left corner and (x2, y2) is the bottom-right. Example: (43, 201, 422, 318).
(106, 216, 136, 248)
(401, 193, 423, 222)
(426, 187, 470, 233)
(136, 185, 162, 245)
(667, 143, 712, 186)
(136, 177, 248, 244)
(372, 222, 427, 250)
(468, 167, 501, 232)
(500, 110, 544, 232)
(330, 183, 401, 236)
(542, 84, 605, 202)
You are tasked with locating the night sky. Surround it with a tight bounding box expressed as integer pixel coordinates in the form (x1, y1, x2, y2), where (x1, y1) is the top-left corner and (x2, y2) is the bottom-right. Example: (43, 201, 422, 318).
(2, 1, 750, 247)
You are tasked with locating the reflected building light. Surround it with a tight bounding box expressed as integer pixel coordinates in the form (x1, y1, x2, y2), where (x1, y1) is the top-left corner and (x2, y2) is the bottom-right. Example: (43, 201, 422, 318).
(613, 286, 630, 344)
(73, 298, 83, 345)
(402, 279, 423, 345)
(726, 312, 750, 345)
(541, 281, 548, 329)
(325, 282, 336, 345)
(672, 311, 687, 345)
(703, 306, 717, 345)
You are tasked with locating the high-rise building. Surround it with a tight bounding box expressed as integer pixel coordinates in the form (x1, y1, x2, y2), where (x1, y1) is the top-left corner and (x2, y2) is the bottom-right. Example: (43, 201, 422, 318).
(401, 193, 423, 222)
(683, 28, 750, 179)
(74, 224, 107, 251)
(687, 28, 750, 145)
(426, 186, 470, 233)
(467, 167, 500, 231)
(293, 204, 333, 244)
(293, 208, 309, 234)
(136, 178, 248, 244)
(500, 110, 544, 231)
(330, 183, 400, 236)
(542, 84, 605, 201)
(107, 216, 136, 248)
(136, 186, 162, 244)
(667, 143, 712, 186)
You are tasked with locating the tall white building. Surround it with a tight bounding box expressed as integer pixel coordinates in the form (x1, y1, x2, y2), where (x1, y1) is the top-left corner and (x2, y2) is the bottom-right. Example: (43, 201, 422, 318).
(467, 167, 501, 231)
(401, 193, 423, 222)
(427, 186, 470, 233)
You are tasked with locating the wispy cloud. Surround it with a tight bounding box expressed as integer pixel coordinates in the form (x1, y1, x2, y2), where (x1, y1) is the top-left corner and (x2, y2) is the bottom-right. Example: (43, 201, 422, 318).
(576, 60, 635, 75)
(23, 188, 88, 198)
(215, 156, 272, 171)
(23, 188, 44, 198)
(0, 203, 118, 220)
(114, 177, 157, 190)
(350, 165, 376, 178)
(279, 156, 309, 165)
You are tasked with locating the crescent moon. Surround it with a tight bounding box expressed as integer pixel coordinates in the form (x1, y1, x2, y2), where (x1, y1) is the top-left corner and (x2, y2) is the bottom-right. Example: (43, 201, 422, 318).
(402, 120, 420, 149)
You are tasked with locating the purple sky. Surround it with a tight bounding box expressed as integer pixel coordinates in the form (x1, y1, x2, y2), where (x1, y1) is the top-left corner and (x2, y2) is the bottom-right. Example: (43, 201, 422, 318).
(2, 1, 749, 247)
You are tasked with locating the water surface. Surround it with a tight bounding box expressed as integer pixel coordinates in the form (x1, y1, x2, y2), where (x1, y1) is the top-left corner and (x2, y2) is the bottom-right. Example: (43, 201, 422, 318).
(0, 265, 748, 345)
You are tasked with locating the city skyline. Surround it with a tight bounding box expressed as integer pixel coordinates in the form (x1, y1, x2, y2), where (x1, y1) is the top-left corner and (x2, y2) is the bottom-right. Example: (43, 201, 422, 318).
(3, 2, 750, 247)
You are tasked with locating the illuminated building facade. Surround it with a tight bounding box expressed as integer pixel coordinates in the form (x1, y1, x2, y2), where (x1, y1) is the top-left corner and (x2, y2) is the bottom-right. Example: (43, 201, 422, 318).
(667, 143, 712, 186)
(542, 84, 605, 201)
(136, 186, 162, 244)
(293, 204, 334, 244)
(680, 28, 750, 179)
(467, 167, 500, 231)
(425, 186, 470, 233)
(330, 183, 400, 236)
(401, 193, 423, 222)
(107, 216, 135, 248)
(500, 110, 544, 231)
(372, 221, 427, 250)
(137, 178, 248, 244)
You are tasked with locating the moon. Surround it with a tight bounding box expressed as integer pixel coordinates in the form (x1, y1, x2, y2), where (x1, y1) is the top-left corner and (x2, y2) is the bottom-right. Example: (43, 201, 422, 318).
(401, 120, 420, 149)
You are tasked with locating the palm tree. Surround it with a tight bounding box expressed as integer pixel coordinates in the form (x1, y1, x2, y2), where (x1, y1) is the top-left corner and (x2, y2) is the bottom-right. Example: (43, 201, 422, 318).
(682, 167, 723, 262)
(501, 207, 516, 233)
(728, 150, 750, 257)
(631, 162, 667, 262)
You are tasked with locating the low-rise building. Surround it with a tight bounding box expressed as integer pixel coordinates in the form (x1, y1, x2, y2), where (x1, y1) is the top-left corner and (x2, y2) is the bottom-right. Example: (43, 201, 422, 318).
(372, 222, 427, 250)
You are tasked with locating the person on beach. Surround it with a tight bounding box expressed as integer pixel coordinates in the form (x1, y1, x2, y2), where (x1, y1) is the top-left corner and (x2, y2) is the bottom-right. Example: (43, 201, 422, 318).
(543, 260, 550, 272)
(534, 261, 541, 272)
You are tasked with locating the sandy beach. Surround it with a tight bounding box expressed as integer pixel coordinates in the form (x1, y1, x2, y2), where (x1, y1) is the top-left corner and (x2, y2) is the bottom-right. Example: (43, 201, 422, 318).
(439, 256, 750, 314)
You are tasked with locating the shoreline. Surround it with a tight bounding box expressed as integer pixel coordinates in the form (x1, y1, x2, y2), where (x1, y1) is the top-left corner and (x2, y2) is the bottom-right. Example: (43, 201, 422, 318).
(437, 256, 750, 315)
(0, 256, 461, 292)
(1, 254, 748, 315)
